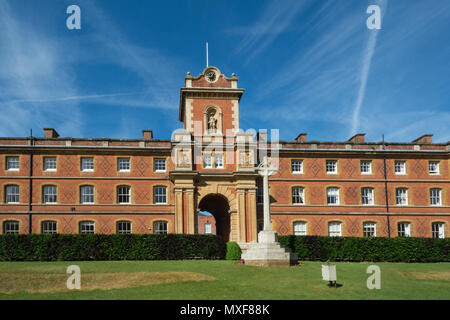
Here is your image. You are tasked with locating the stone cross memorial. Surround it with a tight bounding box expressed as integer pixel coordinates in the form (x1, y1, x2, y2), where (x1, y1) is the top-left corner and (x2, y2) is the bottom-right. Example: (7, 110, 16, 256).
(241, 157, 298, 266)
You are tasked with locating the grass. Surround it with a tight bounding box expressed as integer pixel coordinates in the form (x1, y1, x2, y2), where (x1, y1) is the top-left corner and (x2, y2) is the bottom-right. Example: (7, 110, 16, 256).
(0, 260, 448, 300)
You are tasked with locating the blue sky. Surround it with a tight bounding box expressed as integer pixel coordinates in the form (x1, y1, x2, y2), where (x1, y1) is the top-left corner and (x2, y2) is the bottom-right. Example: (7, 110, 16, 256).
(0, 0, 449, 143)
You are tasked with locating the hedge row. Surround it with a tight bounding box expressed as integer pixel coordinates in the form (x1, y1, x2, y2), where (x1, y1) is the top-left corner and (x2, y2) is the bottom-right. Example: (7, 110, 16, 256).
(0, 234, 226, 261)
(278, 235, 450, 262)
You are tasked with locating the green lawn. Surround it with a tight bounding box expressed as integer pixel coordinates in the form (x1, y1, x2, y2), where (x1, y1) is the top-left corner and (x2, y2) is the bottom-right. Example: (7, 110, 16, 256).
(0, 260, 448, 300)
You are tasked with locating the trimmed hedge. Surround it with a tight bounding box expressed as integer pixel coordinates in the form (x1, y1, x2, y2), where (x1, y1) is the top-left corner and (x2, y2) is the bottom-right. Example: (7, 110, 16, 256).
(278, 235, 450, 262)
(225, 242, 242, 260)
(0, 234, 226, 261)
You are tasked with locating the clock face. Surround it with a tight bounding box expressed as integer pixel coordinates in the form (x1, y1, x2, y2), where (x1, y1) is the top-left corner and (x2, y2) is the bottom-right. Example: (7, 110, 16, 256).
(205, 70, 217, 83)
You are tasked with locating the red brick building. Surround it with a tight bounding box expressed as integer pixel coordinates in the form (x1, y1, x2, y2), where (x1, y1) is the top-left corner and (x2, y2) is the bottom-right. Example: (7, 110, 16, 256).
(0, 66, 448, 243)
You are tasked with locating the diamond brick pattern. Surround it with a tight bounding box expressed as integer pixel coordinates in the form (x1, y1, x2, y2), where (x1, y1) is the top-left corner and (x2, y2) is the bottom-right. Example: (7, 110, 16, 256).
(412, 160, 426, 178)
(135, 157, 149, 176)
(61, 156, 75, 175)
(308, 159, 322, 177)
(98, 156, 113, 176)
(343, 159, 357, 177)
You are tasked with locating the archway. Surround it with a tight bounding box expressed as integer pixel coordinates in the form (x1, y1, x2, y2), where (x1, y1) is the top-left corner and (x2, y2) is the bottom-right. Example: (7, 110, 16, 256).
(198, 194, 230, 242)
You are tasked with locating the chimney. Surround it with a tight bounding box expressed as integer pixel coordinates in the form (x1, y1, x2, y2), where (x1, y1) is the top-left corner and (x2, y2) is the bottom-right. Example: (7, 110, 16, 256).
(142, 130, 153, 140)
(348, 133, 365, 143)
(43, 128, 59, 138)
(412, 134, 433, 144)
(256, 130, 267, 142)
(295, 133, 307, 143)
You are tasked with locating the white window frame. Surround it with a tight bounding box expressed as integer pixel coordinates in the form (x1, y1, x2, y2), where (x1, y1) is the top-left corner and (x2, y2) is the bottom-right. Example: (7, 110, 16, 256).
(292, 187, 305, 205)
(3, 221, 19, 234)
(154, 186, 167, 204)
(154, 158, 167, 172)
(360, 160, 372, 174)
(432, 222, 445, 239)
(154, 221, 168, 235)
(363, 222, 377, 237)
(328, 222, 342, 237)
(396, 188, 408, 206)
(398, 222, 411, 237)
(5, 185, 19, 204)
(203, 154, 212, 168)
(291, 160, 303, 174)
(361, 187, 374, 205)
(293, 221, 307, 236)
(204, 223, 212, 234)
(81, 157, 94, 172)
(326, 160, 338, 174)
(214, 154, 224, 169)
(41, 221, 57, 234)
(394, 161, 406, 175)
(44, 157, 57, 171)
(118, 158, 130, 172)
(430, 188, 442, 206)
(80, 185, 95, 204)
(43, 185, 57, 204)
(116, 221, 132, 234)
(79, 221, 95, 234)
(428, 161, 439, 175)
(327, 187, 339, 205)
(6, 156, 19, 171)
(117, 185, 131, 204)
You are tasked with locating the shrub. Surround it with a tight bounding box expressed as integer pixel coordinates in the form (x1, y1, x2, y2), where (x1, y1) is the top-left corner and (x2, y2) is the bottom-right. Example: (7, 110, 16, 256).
(0, 234, 226, 261)
(278, 235, 450, 262)
(225, 241, 242, 260)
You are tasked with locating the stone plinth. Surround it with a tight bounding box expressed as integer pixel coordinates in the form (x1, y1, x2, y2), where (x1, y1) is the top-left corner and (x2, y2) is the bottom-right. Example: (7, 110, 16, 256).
(241, 231, 298, 267)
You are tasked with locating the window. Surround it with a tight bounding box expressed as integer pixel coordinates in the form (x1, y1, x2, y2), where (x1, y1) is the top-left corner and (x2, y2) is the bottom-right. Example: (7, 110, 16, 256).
(79, 221, 95, 234)
(3, 221, 19, 234)
(154, 221, 168, 235)
(6, 156, 19, 170)
(44, 157, 57, 171)
(361, 188, 374, 205)
(154, 158, 166, 172)
(428, 161, 439, 175)
(5, 185, 19, 203)
(43, 185, 57, 204)
(327, 187, 339, 205)
(292, 187, 305, 205)
(204, 223, 212, 234)
(118, 158, 130, 172)
(116, 221, 132, 234)
(398, 222, 411, 237)
(80, 185, 95, 204)
(203, 154, 212, 168)
(328, 222, 342, 237)
(360, 160, 372, 174)
(215, 154, 223, 169)
(81, 157, 94, 171)
(154, 186, 167, 204)
(430, 188, 441, 206)
(394, 161, 406, 174)
(41, 221, 57, 234)
(257, 187, 263, 204)
(293, 221, 307, 236)
(326, 160, 337, 174)
(396, 188, 408, 206)
(363, 222, 376, 237)
(432, 222, 445, 239)
(117, 185, 131, 204)
(291, 160, 303, 174)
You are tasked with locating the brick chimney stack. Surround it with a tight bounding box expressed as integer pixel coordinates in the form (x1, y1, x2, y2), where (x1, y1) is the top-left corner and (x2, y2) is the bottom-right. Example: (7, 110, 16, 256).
(412, 134, 433, 144)
(295, 133, 307, 143)
(348, 133, 365, 143)
(142, 130, 153, 140)
(43, 128, 59, 138)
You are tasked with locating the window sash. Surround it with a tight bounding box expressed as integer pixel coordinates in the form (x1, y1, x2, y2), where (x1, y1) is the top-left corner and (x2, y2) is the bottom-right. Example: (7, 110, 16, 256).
(44, 157, 57, 170)
(5, 185, 19, 203)
(328, 222, 341, 237)
(363, 223, 376, 237)
(292, 187, 304, 205)
(398, 223, 410, 237)
(430, 189, 441, 206)
(293, 222, 307, 236)
(41, 221, 57, 234)
(80, 186, 95, 204)
(203, 154, 212, 168)
(327, 188, 339, 205)
(326, 160, 337, 173)
(43, 186, 57, 203)
(118, 158, 130, 171)
(291, 160, 303, 173)
(6, 157, 19, 170)
(360, 161, 371, 174)
(81, 158, 94, 171)
(154, 221, 168, 234)
(117, 186, 131, 204)
(394, 161, 406, 174)
(3, 221, 19, 234)
(432, 223, 444, 239)
(154, 187, 167, 204)
(215, 154, 223, 168)
(80, 222, 95, 234)
(396, 188, 408, 205)
(117, 221, 131, 234)
(428, 162, 439, 174)
(154, 159, 166, 172)
(361, 188, 374, 205)
(204, 223, 212, 234)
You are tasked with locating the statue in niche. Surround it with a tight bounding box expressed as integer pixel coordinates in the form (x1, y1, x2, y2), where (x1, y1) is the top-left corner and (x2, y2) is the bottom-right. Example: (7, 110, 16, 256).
(178, 150, 191, 168)
(240, 151, 251, 167)
(207, 109, 217, 132)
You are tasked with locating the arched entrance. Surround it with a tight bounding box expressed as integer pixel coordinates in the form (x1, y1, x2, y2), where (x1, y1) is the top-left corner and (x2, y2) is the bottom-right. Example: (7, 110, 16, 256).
(198, 194, 230, 242)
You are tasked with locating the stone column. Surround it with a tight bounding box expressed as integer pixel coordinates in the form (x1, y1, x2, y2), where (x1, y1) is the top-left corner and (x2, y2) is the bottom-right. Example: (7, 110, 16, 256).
(174, 188, 184, 234)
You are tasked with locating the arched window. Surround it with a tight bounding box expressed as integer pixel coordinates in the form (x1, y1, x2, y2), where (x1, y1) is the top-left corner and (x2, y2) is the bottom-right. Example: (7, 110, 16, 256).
(117, 185, 131, 204)
(292, 187, 305, 205)
(153, 186, 167, 204)
(153, 221, 168, 235)
(41, 221, 57, 234)
(430, 188, 442, 206)
(80, 185, 95, 204)
(363, 222, 376, 237)
(43, 185, 57, 204)
(327, 187, 339, 205)
(397, 222, 411, 237)
(361, 188, 374, 205)
(3, 220, 19, 234)
(328, 221, 342, 237)
(79, 221, 95, 234)
(116, 221, 132, 234)
(432, 222, 445, 239)
(5, 185, 19, 203)
(293, 221, 307, 236)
